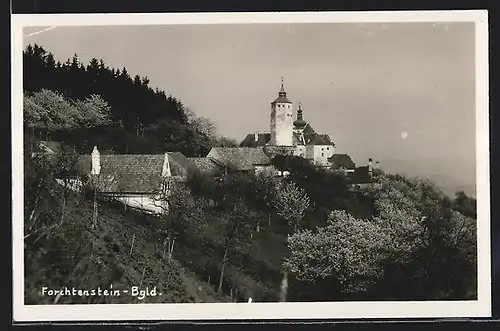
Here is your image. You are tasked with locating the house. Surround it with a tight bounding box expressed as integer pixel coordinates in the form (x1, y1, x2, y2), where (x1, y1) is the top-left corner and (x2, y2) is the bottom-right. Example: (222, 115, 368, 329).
(205, 147, 274, 174)
(187, 157, 225, 177)
(69, 146, 198, 214)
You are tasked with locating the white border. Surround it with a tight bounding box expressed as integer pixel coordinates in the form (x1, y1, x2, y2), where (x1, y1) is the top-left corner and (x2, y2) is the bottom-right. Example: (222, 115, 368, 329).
(12, 10, 490, 322)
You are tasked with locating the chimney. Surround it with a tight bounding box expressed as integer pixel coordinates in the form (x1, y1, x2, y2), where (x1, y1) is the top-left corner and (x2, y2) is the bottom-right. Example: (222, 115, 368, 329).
(161, 152, 172, 177)
(254, 133, 259, 142)
(375, 161, 380, 169)
(91, 146, 101, 175)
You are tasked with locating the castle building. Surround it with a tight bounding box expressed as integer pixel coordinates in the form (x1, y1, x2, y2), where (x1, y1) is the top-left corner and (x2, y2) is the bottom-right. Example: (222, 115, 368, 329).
(240, 78, 336, 167)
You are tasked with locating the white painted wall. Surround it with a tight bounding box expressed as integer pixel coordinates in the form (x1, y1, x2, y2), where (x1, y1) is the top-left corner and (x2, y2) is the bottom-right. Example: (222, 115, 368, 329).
(113, 194, 165, 215)
(295, 145, 306, 158)
(270, 103, 293, 146)
(55, 178, 167, 215)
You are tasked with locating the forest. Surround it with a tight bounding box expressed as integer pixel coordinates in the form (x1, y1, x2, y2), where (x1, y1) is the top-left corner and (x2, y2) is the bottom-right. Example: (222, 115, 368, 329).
(23, 44, 238, 156)
(23, 44, 478, 304)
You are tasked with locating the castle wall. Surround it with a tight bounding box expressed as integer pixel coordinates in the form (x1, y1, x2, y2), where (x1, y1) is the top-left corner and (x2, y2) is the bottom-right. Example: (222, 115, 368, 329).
(303, 145, 335, 166)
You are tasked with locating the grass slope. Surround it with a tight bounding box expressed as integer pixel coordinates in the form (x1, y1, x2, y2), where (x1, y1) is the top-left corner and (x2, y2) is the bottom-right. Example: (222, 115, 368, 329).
(25, 190, 231, 304)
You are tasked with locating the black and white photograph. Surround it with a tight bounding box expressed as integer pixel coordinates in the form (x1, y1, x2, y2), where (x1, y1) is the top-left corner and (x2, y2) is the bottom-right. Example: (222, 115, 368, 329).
(12, 11, 490, 321)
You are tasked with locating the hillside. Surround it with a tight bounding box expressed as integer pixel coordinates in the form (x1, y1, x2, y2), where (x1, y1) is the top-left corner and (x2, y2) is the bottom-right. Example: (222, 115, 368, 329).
(25, 149, 477, 304)
(25, 183, 232, 304)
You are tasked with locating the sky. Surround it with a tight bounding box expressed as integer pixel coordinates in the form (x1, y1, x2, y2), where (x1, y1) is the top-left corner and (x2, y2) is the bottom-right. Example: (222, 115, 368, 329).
(22, 22, 477, 197)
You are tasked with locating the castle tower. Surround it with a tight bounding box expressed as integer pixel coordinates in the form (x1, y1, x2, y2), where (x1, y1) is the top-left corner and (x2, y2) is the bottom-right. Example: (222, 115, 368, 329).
(270, 77, 293, 146)
(293, 102, 307, 132)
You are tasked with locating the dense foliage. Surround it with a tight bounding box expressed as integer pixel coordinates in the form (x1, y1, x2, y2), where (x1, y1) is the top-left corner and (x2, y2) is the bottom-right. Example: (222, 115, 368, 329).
(285, 172, 477, 300)
(24, 44, 234, 156)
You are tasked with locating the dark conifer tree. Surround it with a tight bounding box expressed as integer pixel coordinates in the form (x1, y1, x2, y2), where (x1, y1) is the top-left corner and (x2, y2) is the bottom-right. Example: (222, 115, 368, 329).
(23, 44, 216, 157)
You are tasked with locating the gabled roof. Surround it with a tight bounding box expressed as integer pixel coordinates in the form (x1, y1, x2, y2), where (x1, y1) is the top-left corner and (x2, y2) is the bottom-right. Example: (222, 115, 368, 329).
(303, 133, 327, 145)
(295, 124, 334, 146)
(77, 152, 196, 193)
(240, 132, 271, 147)
(208, 147, 271, 171)
(320, 134, 335, 145)
(168, 152, 198, 176)
(301, 123, 316, 135)
(328, 154, 356, 170)
(188, 157, 224, 175)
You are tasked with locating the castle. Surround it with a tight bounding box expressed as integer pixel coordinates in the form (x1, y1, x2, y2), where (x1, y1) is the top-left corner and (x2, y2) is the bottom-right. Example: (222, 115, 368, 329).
(240, 77, 335, 167)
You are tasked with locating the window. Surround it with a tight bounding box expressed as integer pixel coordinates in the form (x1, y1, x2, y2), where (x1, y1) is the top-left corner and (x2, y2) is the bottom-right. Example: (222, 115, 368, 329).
(327, 147, 329, 150)
(322, 148, 324, 151)
(321, 153, 324, 157)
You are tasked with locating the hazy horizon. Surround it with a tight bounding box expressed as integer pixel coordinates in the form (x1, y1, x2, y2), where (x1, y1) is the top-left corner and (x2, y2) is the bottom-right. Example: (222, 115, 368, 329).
(22, 22, 477, 197)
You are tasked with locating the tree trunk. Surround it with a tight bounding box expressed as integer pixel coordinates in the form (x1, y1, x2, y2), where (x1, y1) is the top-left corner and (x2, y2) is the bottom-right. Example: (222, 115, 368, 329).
(31, 126, 35, 154)
(60, 192, 66, 224)
(280, 270, 289, 302)
(28, 181, 44, 227)
(168, 238, 176, 262)
(217, 245, 229, 293)
(139, 266, 146, 288)
(129, 234, 135, 255)
(28, 194, 41, 226)
(92, 186, 98, 229)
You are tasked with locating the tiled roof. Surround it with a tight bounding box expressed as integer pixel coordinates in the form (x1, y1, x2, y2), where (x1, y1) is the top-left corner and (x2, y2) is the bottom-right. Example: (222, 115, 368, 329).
(328, 154, 356, 170)
(303, 133, 327, 145)
(240, 133, 271, 147)
(301, 123, 316, 135)
(208, 147, 271, 171)
(320, 134, 335, 146)
(168, 152, 198, 176)
(188, 157, 223, 175)
(77, 153, 196, 193)
(271, 96, 292, 104)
